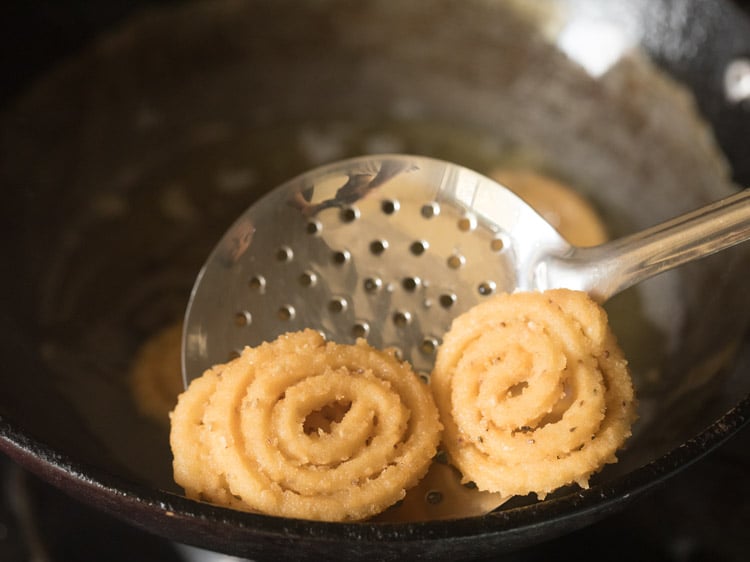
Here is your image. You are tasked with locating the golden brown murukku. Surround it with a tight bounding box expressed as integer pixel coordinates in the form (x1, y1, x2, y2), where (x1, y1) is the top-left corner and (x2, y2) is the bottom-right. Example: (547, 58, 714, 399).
(129, 322, 185, 426)
(169, 361, 246, 509)
(169, 329, 442, 522)
(490, 169, 608, 247)
(431, 289, 637, 499)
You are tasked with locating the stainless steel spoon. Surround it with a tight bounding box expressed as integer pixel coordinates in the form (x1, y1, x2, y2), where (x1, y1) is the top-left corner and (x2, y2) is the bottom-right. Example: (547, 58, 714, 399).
(182, 154, 750, 385)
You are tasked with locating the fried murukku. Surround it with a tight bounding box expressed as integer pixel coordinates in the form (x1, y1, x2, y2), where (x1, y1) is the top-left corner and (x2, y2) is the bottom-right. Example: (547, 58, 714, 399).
(169, 329, 442, 522)
(490, 168, 608, 247)
(129, 322, 185, 426)
(431, 289, 637, 499)
(169, 361, 246, 509)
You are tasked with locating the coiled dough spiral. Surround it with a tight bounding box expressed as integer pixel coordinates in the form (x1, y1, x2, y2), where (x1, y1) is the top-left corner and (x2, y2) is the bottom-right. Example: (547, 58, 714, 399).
(170, 329, 442, 521)
(431, 289, 637, 499)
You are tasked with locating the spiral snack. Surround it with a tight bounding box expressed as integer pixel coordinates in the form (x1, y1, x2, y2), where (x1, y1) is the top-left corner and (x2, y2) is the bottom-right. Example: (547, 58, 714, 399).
(489, 168, 609, 247)
(431, 289, 637, 499)
(130, 322, 185, 426)
(170, 329, 442, 522)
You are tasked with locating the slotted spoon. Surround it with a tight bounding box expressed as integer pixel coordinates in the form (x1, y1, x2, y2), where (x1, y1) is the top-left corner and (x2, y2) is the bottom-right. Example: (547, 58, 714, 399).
(182, 154, 750, 384)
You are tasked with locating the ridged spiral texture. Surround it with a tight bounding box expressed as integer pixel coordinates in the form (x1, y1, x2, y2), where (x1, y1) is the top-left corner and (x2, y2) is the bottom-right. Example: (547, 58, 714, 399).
(431, 289, 637, 499)
(170, 329, 442, 521)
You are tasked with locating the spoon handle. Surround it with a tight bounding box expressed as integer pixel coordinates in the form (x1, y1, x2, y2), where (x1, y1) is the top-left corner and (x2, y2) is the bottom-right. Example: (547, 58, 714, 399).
(540, 188, 750, 302)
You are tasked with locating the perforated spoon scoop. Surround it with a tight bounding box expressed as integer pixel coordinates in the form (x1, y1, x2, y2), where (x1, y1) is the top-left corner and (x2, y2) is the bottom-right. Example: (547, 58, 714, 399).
(183, 154, 750, 385)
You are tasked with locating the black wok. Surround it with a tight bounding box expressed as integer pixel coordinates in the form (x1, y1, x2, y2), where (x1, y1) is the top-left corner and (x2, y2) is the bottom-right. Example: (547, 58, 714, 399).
(1, 0, 749, 560)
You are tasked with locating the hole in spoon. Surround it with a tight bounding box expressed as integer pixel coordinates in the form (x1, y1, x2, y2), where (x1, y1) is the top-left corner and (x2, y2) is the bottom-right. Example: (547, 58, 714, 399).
(420, 337, 439, 355)
(490, 237, 506, 252)
(389, 346, 404, 361)
(439, 293, 457, 308)
(340, 206, 359, 223)
(421, 202, 440, 218)
(328, 297, 348, 313)
(364, 277, 383, 293)
(402, 277, 421, 291)
(276, 246, 294, 262)
(381, 199, 399, 215)
(306, 220, 322, 235)
(478, 281, 496, 296)
(332, 250, 350, 265)
(299, 271, 317, 287)
(410, 240, 429, 256)
(248, 275, 266, 292)
(425, 490, 443, 505)
(352, 322, 370, 338)
(234, 311, 252, 327)
(278, 305, 296, 321)
(393, 310, 412, 327)
(458, 215, 476, 232)
(370, 240, 388, 255)
(447, 254, 465, 269)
